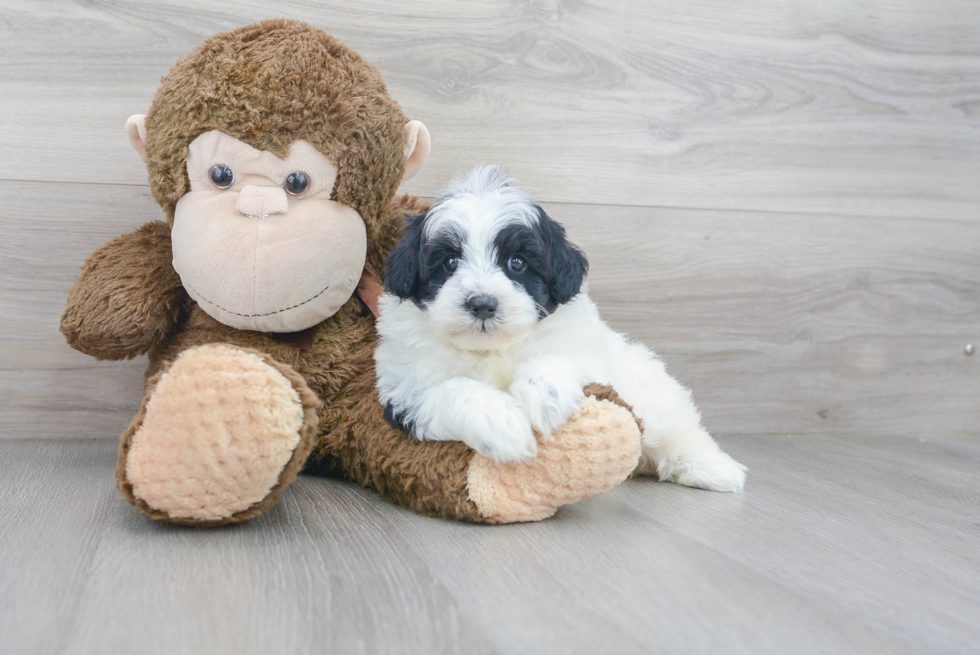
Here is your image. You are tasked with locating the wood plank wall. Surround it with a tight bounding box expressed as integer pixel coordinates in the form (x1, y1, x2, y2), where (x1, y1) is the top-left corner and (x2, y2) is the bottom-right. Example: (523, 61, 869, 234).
(1, 0, 977, 439)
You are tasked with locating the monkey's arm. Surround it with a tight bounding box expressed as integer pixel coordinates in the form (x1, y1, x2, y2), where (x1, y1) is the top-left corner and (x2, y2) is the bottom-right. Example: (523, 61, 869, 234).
(308, 385, 491, 522)
(61, 221, 190, 360)
(308, 381, 643, 524)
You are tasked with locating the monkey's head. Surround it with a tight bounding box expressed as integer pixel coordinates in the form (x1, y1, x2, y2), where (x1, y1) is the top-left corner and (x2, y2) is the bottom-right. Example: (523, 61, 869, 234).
(125, 20, 429, 332)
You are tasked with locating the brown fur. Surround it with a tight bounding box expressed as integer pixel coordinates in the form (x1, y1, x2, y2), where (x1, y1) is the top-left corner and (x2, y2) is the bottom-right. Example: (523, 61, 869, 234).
(62, 21, 638, 526)
(143, 19, 407, 249)
(60, 221, 188, 360)
(63, 21, 486, 524)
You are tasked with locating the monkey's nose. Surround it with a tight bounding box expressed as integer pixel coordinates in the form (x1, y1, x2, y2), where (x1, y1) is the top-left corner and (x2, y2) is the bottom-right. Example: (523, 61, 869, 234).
(235, 185, 289, 217)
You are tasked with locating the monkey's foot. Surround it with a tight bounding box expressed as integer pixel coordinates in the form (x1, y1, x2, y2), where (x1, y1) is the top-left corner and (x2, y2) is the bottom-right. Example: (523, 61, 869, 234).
(118, 344, 319, 525)
(466, 384, 642, 523)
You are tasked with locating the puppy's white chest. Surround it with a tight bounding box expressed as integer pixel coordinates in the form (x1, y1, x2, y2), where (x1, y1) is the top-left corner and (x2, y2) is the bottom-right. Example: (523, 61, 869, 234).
(464, 351, 516, 391)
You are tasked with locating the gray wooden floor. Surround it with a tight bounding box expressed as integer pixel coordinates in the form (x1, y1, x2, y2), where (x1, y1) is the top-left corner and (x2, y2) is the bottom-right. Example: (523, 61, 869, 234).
(2, 1, 979, 653)
(2, 435, 979, 654)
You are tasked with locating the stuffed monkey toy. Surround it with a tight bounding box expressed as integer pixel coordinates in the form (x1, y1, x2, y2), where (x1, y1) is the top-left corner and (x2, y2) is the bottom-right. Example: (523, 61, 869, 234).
(61, 19, 642, 526)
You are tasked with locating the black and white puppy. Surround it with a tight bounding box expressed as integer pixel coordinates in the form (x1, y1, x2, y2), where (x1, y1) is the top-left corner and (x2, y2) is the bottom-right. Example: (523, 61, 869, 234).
(375, 166, 746, 492)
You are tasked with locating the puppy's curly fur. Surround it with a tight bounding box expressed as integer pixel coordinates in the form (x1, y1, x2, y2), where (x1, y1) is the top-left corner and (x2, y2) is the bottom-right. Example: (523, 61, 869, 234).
(376, 167, 747, 491)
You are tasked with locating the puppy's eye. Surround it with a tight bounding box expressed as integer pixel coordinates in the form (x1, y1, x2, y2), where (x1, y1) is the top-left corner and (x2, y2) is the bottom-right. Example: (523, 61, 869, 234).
(209, 164, 234, 189)
(507, 256, 527, 273)
(444, 256, 460, 272)
(284, 171, 310, 196)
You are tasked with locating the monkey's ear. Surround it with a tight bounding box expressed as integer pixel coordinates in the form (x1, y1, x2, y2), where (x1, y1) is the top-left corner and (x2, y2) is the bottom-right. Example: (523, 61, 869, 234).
(401, 120, 430, 183)
(125, 114, 148, 161)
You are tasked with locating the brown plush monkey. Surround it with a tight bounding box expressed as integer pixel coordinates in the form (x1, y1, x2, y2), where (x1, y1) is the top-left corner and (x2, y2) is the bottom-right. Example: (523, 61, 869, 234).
(61, 19, 642, 526)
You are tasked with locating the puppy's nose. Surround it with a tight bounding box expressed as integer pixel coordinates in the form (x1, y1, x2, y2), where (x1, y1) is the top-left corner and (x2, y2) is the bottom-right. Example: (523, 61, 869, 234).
(466, 295, 498, 320)
(235, 185, 289, 217)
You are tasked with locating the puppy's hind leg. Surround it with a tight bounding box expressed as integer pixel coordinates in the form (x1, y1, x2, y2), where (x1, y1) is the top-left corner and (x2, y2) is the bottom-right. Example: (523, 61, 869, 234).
(637, 423, 747, 493)
(611, 340, 746, 492)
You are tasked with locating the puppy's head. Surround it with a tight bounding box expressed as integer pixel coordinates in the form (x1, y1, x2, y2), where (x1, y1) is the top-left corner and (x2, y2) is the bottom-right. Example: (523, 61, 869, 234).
(385, 165, 588, 351)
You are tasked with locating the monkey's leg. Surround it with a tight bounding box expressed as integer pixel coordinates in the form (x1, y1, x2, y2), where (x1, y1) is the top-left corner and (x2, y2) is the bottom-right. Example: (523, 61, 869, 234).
(118, 344, 319, 525)
(308, 384, 642, 523)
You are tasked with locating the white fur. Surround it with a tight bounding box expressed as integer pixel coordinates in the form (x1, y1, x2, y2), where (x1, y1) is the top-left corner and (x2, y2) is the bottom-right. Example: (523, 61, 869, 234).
(375, 167, 746, 492)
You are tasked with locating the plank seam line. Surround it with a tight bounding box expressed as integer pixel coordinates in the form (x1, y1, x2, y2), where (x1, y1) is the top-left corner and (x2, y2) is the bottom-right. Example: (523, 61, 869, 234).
(1, 178, 977, 226)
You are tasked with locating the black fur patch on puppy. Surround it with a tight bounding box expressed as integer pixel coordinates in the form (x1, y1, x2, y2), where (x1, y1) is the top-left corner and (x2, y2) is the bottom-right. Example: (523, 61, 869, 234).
(384, 401, 416, 433)
(385, 213, 465, 307)
(493, 205, 588, 316)
(384, 213, 425, 299)
(417, 227, 465, 305)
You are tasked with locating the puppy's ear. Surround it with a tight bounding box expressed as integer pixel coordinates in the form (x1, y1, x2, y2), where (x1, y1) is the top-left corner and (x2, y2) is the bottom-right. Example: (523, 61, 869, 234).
(538, 206, 588, 306)
(384, 213, 425, 299)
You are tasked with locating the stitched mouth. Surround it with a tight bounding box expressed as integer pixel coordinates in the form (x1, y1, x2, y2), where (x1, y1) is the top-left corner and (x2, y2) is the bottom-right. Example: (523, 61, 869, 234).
(186, 282, 333, 318)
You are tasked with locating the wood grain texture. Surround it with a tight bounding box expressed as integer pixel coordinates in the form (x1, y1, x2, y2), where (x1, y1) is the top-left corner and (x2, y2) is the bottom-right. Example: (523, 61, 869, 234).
(0, 440, 495, 655)
(1, 436, 978, 654)
(3, 181, 976, 439)
(0, 181, 158, 439)
(551, 201, 980, 438)
(1, 0, 979, 219)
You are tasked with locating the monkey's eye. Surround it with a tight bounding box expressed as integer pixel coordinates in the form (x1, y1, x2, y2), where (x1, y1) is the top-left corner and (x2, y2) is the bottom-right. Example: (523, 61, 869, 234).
(284, 171, 310, 196)
(507, 256, 527, 273)
(444, 256, 460, 273)
(209, 164, 234, 189)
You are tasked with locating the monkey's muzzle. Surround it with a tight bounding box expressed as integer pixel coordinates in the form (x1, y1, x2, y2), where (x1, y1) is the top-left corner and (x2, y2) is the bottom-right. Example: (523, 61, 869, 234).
(171, 194, 367, 332)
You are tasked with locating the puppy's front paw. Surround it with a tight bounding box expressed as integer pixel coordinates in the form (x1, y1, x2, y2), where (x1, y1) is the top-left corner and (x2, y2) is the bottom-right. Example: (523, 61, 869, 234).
(466, 396, 538, 464)
(466, 389, 643, 523)
(671, 449, 747, 493)
(509, 375, 584, 436)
